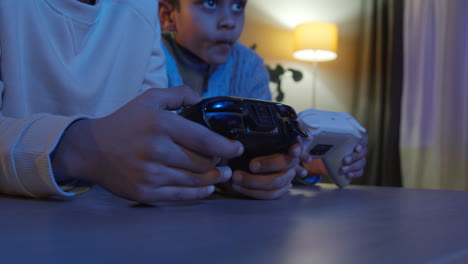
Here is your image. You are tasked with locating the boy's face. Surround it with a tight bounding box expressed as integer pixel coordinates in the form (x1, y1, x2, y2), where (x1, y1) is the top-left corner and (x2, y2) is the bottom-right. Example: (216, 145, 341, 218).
(165, 0, 247, 65)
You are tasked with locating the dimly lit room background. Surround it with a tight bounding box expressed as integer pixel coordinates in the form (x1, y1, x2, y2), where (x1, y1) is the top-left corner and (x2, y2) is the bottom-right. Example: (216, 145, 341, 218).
(239, 0, 468, 191)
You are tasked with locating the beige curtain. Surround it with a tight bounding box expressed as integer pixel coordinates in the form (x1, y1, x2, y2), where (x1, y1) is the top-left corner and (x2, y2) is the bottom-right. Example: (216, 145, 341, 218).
(351, 0, 404, 187)
(401, 0, 468, 190)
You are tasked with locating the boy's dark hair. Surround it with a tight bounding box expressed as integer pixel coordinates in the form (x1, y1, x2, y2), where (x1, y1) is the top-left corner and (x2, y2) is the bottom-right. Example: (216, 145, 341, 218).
(165, 0, 180, 10)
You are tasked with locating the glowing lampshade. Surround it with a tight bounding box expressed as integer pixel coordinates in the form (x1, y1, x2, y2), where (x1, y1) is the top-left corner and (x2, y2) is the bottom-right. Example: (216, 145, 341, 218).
(293, 22, 338, 62)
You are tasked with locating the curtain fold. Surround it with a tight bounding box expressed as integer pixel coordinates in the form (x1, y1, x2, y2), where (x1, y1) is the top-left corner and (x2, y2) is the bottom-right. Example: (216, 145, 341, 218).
(401, 0, 468, 190)
(351, 0, 404, 186)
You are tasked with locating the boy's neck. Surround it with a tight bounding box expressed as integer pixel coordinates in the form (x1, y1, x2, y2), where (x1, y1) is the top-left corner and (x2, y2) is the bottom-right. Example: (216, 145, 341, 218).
(162, 33, 220, 95)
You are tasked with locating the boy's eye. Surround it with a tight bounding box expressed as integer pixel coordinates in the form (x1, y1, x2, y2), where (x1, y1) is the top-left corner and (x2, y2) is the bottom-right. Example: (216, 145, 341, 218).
(203, 0, 217, 9)
(232, 1, 246, 12)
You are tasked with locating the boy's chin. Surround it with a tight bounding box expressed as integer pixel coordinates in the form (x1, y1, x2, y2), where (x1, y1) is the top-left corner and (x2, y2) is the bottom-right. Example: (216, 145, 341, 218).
(203, 46, 232, 65)
(205, 54, 230, 66)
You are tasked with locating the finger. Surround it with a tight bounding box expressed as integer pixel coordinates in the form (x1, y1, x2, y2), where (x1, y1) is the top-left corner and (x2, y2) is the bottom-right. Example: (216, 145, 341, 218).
(360, 133, 369, 146)
(144, 137, 222, 173)
(167, 113, 244, 160)
(298, 135, 313, 163)
(135, 185, 216, 204)
(232, 167, 296, 191)
(350, 133, 369, 157)
(143, 165, 232, 187)
(343, 146, 368, 165)
(249, 143, 301, 173)
(147, 86, 202, 110)
(295, 164, 308, 179)
(341, 157, 367, 174)
(346, 168, 365, 180)
(232, 182, 292, 200)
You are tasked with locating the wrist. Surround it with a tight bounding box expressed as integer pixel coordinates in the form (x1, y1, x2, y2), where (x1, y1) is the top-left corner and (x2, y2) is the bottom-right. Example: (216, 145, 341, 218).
(51, 118, 96, 184)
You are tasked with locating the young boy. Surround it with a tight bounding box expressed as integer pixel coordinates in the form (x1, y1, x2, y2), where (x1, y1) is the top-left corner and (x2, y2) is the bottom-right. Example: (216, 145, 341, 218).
(0, 0, 243, 203)
(160, 0, 271, 100)
(158, 0, 368, 198)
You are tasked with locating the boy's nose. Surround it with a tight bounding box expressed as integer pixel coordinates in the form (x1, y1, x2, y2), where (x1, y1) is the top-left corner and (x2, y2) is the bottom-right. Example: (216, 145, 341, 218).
(218, 10, 235, 30)
(219, 19, 235, 30)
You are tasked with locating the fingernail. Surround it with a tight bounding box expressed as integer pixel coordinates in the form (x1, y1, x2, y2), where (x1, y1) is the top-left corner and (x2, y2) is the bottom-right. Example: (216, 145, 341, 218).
(300, 168, 307, 178)
(216, 166, 232, 181)
(356, 145, 363, 152)
(206, 185, 215, 194)
(236, 143, 244, 156)
(250, 160, 261, 172)
(232, 171, 243, 183)
(345, 157, 352, 164)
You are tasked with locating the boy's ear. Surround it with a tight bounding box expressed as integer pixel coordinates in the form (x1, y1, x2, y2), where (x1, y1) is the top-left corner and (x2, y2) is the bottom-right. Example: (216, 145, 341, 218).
(159, 0, 177, 32)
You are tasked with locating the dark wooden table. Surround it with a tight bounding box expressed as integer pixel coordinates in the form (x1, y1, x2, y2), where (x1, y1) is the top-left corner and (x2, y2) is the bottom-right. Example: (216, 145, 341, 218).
(1, 184, 468, 264)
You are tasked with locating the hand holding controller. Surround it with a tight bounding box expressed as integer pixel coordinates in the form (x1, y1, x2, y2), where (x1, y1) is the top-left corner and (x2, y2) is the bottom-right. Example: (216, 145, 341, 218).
(298, 109, 366, 188)
(179, 96, 308, 172)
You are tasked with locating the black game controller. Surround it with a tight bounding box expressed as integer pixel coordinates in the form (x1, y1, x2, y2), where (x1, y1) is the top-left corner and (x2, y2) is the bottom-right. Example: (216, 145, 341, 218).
(179, 96, 308, 172)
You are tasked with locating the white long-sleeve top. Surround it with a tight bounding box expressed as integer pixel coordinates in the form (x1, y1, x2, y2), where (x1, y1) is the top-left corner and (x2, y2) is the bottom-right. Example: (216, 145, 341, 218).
(0, 0, 167, 198)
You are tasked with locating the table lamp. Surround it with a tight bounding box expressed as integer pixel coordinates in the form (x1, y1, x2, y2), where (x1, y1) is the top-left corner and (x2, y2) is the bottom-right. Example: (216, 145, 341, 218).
(293, 22, 338, 108)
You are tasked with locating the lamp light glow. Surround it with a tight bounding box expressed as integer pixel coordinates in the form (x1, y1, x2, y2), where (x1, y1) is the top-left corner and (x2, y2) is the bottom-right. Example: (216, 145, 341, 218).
(293, 22, 338, 62)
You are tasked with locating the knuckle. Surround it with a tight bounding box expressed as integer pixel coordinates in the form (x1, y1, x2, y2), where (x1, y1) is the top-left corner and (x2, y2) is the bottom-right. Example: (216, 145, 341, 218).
(147, 144, 168, 161)
(150, 111, 171, 131)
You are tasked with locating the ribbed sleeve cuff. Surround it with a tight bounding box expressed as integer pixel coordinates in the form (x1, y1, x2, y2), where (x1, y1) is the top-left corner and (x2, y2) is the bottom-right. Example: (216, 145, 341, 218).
(13, 114, 90, 197)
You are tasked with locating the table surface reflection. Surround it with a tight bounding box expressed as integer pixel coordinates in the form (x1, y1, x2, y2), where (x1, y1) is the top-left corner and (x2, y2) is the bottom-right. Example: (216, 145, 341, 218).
(1, 184, 468, 264)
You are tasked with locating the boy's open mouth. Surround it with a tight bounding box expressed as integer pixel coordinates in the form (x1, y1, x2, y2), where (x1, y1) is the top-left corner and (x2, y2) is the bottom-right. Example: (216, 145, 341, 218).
(215, 40, 234, 45)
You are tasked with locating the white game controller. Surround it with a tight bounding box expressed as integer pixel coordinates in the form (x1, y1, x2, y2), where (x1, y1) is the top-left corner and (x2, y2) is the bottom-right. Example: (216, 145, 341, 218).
(297, 109, 366, 188)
